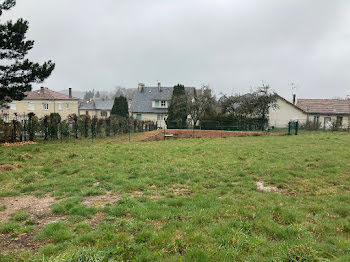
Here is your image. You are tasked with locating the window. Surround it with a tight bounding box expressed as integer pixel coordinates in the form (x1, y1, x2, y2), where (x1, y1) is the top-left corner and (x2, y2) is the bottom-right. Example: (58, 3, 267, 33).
(167, 101, 171, 107)
(28, 102, 35, 110)
(337, 116, 343, 127)
(86, 111, 89, 115)
(101, 111, 107, 117)
(157, 114, 164, 121)
(161, 100, 166, 107)
(43, 103, 49, 110)
(155, 100, 160, 107)
(10, 103, 16, 110)
(136, 113, 142, 120)
(58, 103, 62, 111)
(66, 103, 70, 110)
(313, 116, 319, 124)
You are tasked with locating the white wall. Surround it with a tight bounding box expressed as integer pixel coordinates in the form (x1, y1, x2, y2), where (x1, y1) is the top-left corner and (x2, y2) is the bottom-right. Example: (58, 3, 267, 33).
(269, 97, 307, 128)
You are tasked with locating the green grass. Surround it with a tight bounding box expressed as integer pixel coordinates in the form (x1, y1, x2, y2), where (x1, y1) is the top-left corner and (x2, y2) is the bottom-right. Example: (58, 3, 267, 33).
(1, 133, 350, 261)
(10, 211, 30, 222)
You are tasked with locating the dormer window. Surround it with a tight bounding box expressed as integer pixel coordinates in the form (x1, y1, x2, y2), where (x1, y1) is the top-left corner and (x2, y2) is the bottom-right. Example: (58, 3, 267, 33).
(161, 101, 166, 107)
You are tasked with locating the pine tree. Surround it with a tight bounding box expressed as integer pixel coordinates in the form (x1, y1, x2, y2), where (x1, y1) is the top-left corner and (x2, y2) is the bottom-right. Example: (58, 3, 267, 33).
(168, 84, 188, 122)
(111, 95, 128, 118)
(0, 0, 55, 107)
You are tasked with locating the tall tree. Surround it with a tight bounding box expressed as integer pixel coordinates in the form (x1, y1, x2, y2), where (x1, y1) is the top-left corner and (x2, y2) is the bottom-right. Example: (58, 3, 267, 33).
(219, 85, 278, 128)
(188, 85, 217, 125)
(168, 84, 188, 122)
(111, 95, 128, 118)
(0, 0, 55, 107)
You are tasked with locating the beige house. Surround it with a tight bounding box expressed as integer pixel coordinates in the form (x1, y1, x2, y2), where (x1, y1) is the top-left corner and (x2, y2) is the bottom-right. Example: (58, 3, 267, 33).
(1, 87, 79, 122)
(268, 95, 350, 130)
(297, 99, 350, 129)
(269, 94, 307, 128)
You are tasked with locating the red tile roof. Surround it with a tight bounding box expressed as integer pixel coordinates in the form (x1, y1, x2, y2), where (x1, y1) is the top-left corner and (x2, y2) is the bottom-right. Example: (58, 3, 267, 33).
(297, 99, 350, 115)
(24, 88, 79, 101)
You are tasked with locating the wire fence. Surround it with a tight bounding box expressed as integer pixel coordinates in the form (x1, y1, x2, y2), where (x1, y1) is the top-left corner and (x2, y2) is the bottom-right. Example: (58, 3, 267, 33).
(1, 115, 349, 143)
(0, 114, 157, 143)
(167, 119, 268, 131)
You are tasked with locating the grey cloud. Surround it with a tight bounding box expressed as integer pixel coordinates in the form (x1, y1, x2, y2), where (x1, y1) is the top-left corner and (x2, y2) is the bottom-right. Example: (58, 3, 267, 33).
(2, 0, 350, 99)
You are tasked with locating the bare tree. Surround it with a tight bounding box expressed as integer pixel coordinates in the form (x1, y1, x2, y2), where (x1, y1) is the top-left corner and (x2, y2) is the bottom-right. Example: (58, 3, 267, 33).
(188, 85, 217, 126)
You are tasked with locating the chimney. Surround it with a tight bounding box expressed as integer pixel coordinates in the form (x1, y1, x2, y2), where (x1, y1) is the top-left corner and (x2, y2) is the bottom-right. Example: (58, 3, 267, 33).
(158, 82, 161, 92)
(293, 94, 296, 105)
(69, 88, 72, 98)
(138, 83, 145, 92)
(40, 87, 44, 95)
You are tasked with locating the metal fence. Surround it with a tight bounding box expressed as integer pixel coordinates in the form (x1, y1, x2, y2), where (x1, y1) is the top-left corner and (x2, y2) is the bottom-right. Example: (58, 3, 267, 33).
(166, 119, 268, 131)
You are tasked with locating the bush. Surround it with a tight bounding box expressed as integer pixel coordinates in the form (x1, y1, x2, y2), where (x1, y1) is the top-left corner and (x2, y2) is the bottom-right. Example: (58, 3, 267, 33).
(300, 120, 321, 130)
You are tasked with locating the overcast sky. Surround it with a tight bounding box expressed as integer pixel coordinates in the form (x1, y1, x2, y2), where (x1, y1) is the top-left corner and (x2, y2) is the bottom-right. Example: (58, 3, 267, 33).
(2, 0, 350, 99)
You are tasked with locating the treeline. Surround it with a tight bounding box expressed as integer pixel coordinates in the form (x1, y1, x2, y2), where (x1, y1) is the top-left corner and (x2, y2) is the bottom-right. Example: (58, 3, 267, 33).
(83, 87, 137, 102)
(167, 84, 278, 129)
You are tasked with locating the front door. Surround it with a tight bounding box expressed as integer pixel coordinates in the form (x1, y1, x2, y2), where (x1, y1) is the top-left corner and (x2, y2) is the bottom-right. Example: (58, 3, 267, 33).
(324, 117, 332, 130)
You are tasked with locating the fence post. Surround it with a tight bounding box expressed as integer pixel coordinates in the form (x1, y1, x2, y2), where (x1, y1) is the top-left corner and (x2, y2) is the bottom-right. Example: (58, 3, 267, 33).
(74, 116, 78, 139)
(91, 122, 94, 142)
(128, 118, 131, 142)
(295, 121, 299, 136)
(60, 122, 63, 143)
(288, 122, 291, 135)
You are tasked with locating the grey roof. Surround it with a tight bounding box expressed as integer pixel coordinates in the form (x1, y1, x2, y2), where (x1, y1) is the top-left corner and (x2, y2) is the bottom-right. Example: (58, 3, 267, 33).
(130, 86, 195, 114)
(79, 98, 114, 111)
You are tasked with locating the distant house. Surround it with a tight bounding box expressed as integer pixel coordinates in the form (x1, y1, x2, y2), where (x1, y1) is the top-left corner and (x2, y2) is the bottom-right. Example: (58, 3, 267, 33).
(1, 87, 79, 122)
(79, 98, 114, 118)
(130, 83, 195, 128)
(297, 99, 350, 129)
(268, 94, 307, 128)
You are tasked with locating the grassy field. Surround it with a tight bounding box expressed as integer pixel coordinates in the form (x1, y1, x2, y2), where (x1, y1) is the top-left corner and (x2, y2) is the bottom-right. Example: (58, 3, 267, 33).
(0, 133, 350, 261)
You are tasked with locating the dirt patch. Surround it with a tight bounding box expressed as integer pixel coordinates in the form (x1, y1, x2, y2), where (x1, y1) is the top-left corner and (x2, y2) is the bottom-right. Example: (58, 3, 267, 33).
(0, 164, 17, 172)
(0, 196, 65, 254)
(136, 129, 283, 142)
(0, 196, 59, 223)
(0, 230, 42, 254)
(256, 180, 279, 193)
(83, 192, 122, 207)
(2, 141, 38, 147)
(169, 187, 193, 196)
(88, 213, 108, 228)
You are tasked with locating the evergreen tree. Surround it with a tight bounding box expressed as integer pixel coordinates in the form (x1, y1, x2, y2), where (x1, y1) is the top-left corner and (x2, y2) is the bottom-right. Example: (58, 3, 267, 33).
(111, 95, 128, 118)
(0, 0, 55, 107)
(168, 84, 188, 122)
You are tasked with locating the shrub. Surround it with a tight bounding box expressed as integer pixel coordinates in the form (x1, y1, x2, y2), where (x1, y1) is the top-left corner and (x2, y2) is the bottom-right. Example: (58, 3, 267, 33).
(300, 120, 321, 130)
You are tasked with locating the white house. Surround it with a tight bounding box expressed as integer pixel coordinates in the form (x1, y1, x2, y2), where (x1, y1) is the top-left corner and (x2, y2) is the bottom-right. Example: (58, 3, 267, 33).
(268, 94, 307, 128)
